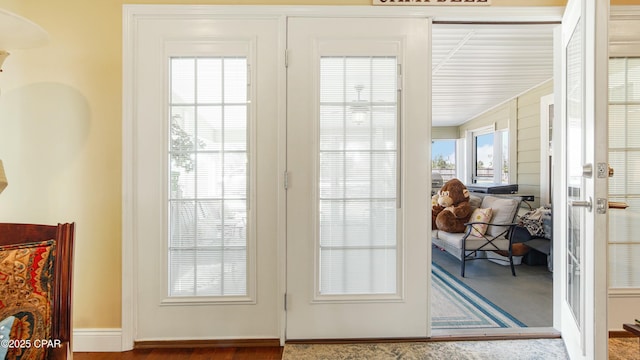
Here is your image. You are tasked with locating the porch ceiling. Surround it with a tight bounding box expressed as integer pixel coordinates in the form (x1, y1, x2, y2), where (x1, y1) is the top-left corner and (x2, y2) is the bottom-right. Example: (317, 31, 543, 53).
(432, 23, 556, 127)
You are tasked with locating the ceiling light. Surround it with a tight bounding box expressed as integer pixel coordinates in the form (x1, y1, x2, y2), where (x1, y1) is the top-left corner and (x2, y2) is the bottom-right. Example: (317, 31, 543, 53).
(349, 84, 369, 126)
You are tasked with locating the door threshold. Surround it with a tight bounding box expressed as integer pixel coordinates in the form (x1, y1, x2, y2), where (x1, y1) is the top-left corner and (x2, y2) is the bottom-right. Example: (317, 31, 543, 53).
(284, 328, 560, 345)
(285, 338, 431, 345)
(430, 327, 560, 341)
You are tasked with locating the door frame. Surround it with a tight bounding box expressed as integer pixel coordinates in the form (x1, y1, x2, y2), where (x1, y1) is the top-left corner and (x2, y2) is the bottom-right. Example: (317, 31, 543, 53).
(122, 4, 565, 350)
(607, 5, 640, 333)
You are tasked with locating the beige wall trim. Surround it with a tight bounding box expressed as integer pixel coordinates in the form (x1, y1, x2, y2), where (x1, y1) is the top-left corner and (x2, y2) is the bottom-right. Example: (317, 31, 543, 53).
(73, 328, 123, 352)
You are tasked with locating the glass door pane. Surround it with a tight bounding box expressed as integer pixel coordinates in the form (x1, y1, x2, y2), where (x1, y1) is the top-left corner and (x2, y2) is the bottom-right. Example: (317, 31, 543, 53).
(318, 56, 398, 296)
(608, 58, 640, 288)
(169, 57, 249, 297)
(565, 18, 583, 328)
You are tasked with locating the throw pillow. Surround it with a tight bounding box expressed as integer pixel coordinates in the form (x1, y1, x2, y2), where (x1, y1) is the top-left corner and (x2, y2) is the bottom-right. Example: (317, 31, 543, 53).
(469, 207, 493, 237)
(0, 316, 16, 359)
(481, 196, 519, 237)
(0, 240, 56, 360)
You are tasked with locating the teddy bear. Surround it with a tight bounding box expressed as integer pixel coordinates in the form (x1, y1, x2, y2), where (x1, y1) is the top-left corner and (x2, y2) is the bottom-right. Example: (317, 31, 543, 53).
(432, 178, 472, 233)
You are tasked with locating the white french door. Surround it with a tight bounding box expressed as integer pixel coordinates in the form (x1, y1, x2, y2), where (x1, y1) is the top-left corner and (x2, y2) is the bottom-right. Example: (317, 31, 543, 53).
(129, 16, 280, 341)
(557, 0, 608, 358)
(285, 17, 431, 340)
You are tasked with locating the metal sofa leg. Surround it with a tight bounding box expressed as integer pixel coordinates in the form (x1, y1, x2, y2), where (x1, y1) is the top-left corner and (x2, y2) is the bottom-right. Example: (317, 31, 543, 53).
(509, 252, 516, 276)
(461, 250, 466, 277)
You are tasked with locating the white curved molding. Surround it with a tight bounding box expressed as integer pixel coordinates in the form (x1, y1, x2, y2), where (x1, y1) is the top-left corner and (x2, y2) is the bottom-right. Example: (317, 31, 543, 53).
(123, 4, 564, 23)
(0, 8, 48, 49)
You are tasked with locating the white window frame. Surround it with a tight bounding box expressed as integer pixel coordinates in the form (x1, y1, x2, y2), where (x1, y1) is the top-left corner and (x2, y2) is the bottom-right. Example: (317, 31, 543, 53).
(313, 47, 404, 302)
(605, 4, 640, 334)
(431, 139, 457, 181)
(607, 56, 640, 290)
(540, 93, 554, 206)
(466, 124, 511, 185)
(456, 138, 466, 182)
(161, 41, 258, 305)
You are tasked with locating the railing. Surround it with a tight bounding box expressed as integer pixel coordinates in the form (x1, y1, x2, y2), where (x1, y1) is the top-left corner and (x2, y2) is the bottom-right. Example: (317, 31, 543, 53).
(432, 168, 456, 181)
(433, 168, 508, 183)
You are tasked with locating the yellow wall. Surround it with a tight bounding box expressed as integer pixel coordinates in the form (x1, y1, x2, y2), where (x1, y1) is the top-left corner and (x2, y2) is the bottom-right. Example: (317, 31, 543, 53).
(0, 0, 635, 332)
(0, 0, 125, 329)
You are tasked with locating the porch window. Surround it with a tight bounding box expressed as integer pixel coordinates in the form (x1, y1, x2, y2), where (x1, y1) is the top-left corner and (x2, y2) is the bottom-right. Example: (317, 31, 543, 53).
(470, 127, 509, 184)
(432, 139, 456, 181)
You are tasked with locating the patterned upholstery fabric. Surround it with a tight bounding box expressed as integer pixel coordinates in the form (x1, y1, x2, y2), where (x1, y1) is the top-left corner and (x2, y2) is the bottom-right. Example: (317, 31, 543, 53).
(469, 207, 493, 237)
(0, 240, 56, 360)
(518, 206, 552, 238)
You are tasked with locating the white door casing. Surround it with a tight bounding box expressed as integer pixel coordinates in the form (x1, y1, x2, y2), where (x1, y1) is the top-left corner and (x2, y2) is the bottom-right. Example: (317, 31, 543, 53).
(556, 0, 609, 358)
(540, 93, 554, 207)
(121, 5, 568, 349)
(285, 17, 431, 340)
(128, 16, 280, 341)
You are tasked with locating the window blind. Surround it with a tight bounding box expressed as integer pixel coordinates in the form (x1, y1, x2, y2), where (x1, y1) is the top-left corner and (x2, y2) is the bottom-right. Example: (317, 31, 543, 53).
(608, 57, 640, 288)
(168, 57, 248, 297)
(318, 56, 398, 295)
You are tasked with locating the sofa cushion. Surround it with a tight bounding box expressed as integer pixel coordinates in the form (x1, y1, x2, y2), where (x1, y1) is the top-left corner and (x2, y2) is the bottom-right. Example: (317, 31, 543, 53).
(468, 195, 482, 212)
(0, 240, 56, 360)
(437, 230, 466, 249)
(480, 196, 519, 237)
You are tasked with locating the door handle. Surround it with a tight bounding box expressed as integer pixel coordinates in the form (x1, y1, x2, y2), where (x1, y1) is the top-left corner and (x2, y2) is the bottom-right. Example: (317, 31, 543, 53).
(569, 197, 592, 211)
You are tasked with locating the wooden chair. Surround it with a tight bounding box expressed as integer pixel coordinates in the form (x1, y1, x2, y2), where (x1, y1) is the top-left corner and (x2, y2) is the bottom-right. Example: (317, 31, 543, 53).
(0, 223, 75, 360)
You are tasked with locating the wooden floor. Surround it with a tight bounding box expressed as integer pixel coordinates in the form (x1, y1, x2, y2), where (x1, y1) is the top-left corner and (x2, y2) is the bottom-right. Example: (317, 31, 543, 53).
(73, 347, 283, 360)
(73, 340, 635, 360)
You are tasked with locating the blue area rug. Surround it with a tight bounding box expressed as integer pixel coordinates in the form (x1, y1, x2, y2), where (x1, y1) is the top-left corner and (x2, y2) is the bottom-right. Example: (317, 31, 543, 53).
(431, 262, 526, 329)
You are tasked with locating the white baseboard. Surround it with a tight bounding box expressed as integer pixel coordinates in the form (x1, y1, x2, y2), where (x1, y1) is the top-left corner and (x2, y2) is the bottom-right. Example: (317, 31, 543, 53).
(73, 328, 123, 352)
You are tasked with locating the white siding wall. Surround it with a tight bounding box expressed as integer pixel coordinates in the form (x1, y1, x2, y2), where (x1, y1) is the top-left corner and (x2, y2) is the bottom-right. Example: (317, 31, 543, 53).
(457, 99, 515, 135)
(448, 80, 552, 208)
(432, 126, 459, 140)
(517, 80, 553, 208)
